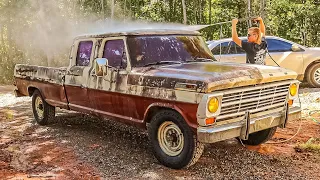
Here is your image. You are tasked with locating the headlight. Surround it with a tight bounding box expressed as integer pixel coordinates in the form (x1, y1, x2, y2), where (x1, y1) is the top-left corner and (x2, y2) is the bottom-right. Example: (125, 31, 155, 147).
(208, 97, 219, 113)
(289, 83, 298, 96)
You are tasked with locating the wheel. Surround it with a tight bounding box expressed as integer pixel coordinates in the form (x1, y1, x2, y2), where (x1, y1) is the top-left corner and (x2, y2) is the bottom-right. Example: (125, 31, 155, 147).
(148, 110, 204, 169)
(32, 90, 55, 125)
(306, 63, 320, 88)
(239, 127, 277, 146)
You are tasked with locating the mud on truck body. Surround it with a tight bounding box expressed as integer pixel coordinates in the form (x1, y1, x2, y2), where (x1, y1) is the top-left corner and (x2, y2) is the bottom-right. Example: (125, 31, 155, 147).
(14, 29, 301, 169)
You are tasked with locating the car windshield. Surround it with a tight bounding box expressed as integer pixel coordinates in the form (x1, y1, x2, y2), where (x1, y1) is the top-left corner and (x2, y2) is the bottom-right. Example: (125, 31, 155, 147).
(127, 35, 215, 67)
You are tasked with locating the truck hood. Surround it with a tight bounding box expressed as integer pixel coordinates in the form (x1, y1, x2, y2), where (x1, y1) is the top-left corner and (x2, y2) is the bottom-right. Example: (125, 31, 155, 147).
(130, 61, 298, 92)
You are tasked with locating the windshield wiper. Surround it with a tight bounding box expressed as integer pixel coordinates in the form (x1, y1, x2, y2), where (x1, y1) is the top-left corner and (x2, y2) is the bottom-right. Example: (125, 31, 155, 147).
(143, 61, 182, 67)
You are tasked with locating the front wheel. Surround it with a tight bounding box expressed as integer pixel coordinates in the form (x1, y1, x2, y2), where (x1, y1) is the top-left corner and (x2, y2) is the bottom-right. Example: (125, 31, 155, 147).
(148, 110, 204, 169)
(239, 127, 277, 146)
(32, 90, 55, 125)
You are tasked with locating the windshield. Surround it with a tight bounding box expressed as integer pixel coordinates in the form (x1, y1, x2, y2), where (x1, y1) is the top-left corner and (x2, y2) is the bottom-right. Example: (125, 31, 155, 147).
(127, 35, 215, 67)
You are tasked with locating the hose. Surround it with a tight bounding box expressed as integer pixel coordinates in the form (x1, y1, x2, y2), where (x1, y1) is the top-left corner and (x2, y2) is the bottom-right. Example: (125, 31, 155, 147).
(267, 95, 320, 144)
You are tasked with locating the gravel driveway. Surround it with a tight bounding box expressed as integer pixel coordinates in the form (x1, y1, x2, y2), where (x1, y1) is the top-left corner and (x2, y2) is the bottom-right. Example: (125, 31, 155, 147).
(1, 86, 319, 179)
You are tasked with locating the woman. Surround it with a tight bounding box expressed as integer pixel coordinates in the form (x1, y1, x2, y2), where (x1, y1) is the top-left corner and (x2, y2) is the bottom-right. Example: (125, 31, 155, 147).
(232, 17, 267, 65)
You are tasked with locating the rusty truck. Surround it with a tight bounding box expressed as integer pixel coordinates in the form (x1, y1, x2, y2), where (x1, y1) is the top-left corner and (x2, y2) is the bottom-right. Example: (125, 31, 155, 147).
(14, 29, 301, 169)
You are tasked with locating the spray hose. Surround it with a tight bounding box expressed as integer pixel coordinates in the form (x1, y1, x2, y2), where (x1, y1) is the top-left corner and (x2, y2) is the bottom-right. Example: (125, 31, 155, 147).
(267, 95, 320, 144)
(239, 94, 319, 146)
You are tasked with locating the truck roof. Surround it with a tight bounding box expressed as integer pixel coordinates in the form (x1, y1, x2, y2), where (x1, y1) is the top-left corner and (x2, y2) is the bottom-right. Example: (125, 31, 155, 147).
(75, 29, 201, 39)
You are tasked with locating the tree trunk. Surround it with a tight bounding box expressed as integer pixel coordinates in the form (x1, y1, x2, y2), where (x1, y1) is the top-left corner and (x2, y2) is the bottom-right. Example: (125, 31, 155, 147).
(209, 0, 211, 24)
(111, 0, 115, 20)
(247, 0, 252, 27)
(101, 0, 104, 19)
(182, 0, 187, 24)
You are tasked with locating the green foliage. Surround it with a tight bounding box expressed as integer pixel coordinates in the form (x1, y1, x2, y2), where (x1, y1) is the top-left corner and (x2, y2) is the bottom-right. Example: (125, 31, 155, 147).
(0, 0, 319, 84)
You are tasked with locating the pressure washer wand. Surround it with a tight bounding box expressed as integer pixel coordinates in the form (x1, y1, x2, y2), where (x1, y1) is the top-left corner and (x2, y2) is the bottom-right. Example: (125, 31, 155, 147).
(186, 17, 258, 31)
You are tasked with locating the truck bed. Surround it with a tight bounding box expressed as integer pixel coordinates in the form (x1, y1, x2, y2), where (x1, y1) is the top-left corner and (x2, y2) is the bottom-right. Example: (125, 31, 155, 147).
(14, 64, 69, 109)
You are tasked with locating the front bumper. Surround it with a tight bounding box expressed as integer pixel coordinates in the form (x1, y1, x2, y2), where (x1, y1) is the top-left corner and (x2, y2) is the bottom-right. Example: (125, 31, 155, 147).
(197, 106, 301, 143)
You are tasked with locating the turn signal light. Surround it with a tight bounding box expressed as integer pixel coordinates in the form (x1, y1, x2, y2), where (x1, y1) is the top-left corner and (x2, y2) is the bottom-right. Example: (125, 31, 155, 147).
(205, 117, 216, 125)
(288, 99, 293, 106)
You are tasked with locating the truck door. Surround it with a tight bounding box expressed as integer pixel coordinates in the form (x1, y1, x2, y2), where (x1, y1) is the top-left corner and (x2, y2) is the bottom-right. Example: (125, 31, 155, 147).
(64, 38, 97, 113)
(87, 37, 139, 120)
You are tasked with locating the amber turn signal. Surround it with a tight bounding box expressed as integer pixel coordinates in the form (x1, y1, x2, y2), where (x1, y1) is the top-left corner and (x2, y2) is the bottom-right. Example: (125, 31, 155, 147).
(288, 99, 293, 106)
(205, 117, 216, 125)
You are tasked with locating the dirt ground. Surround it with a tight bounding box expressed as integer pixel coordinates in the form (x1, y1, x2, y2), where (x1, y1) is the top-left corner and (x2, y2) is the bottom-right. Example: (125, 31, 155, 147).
(0, 85, 320, 179)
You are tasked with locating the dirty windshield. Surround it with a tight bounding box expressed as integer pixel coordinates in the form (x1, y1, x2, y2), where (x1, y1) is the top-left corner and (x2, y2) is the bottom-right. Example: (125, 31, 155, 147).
(127, 35, 215, 67)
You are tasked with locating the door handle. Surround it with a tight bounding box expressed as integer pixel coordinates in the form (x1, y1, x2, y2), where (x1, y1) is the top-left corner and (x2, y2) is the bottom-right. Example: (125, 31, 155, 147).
(80, 84, 87, 88)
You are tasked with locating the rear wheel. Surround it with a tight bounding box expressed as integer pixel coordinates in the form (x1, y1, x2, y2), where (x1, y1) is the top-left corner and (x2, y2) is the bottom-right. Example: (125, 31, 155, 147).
(306, 63, 320, 88)
(32, 90, 55, 125)
(239, 127, 277, 146)
(148, 110, 204, 169)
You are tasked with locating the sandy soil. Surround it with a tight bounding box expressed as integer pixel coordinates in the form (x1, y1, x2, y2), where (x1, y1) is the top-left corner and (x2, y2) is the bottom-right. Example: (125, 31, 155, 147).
(0, 85, 319, 179)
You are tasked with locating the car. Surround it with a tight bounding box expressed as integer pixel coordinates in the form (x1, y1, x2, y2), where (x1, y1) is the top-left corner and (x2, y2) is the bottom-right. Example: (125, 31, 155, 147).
(207, 36, 320, 87)
(14, 29, 301, 169)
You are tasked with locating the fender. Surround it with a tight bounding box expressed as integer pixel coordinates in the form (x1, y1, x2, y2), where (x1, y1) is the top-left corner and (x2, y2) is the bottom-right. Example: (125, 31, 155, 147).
(143, 102, 198, 131)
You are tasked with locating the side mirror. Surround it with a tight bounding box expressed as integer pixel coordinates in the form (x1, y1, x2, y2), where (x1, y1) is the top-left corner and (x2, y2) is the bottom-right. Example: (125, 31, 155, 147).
(95, 58, 108, 76)
(291, 44, 301, 52)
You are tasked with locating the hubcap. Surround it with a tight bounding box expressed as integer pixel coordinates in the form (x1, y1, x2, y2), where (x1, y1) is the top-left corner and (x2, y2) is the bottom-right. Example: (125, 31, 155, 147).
(35, 96, 44, 119)
(158, 121, 184, 156)
(314, 68, 320, 84)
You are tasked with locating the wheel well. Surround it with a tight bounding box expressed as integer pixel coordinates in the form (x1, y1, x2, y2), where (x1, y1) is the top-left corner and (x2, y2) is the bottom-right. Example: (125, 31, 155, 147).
(28, 87, 38, 97)
(305, 60, 320, 74)
(145, 106, 175, 123)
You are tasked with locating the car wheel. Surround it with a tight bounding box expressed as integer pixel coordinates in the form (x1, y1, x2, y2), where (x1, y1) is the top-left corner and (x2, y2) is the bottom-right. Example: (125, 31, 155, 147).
(148, 110, 204, 169)
(32, 90, 55, 125)
(239, 127, 277, 146)
(306, 63, 320, 88)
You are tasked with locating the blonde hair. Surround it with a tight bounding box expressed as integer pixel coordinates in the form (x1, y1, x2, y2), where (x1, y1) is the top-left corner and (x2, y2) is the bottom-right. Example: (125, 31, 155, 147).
(249, 27, 262, 44)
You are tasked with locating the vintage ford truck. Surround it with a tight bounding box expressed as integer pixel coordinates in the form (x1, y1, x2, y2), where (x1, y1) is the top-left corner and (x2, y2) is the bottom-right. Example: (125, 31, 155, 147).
(14, 29, 301, 169)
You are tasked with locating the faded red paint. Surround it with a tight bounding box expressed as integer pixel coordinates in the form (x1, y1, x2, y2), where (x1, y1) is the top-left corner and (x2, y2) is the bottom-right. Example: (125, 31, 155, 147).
(15, 78, 68, 109)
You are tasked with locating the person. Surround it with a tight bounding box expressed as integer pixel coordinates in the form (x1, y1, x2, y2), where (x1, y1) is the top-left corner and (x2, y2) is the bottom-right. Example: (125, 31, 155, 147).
(232, 17, 267, 65)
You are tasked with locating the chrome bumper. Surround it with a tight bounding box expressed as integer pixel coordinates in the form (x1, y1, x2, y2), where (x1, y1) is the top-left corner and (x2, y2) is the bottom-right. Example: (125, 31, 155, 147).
(197, 106, 301, 143)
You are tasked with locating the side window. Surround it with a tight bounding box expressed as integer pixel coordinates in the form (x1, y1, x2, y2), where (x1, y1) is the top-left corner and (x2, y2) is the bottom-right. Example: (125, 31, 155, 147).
(266, 39, 292, 52)
(227, 42, 237, 54)
(211, 42, 229, 55)
(76, 41, 93, 66)
(103, 40, 126, 69)
(235, 41, 246, 54)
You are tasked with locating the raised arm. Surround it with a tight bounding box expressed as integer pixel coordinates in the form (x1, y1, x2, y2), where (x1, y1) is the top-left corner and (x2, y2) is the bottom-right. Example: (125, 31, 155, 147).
(255, 17, 265, 37)
(232, 18, 242, 47)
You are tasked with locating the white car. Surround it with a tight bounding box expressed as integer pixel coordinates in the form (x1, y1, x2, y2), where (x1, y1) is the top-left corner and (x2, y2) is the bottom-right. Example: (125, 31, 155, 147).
(207, 36, 320, 87)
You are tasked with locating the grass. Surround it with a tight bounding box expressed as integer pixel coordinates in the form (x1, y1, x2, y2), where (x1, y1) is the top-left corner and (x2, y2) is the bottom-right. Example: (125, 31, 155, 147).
(296, 138, 320, 153)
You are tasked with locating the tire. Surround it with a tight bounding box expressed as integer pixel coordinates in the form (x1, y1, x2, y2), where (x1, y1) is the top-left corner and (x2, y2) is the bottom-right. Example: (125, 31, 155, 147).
(32, 90, 55, 125)
(306, 63, 320, 88)
(148, 110, 204, 169)
(239, 127, 277, 146)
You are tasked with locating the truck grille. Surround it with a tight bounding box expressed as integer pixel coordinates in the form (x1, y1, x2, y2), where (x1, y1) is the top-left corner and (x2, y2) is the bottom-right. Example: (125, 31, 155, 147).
(217, 82, 291, 121)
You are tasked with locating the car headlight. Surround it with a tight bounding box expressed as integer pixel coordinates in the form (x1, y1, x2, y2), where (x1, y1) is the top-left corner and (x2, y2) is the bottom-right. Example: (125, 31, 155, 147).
(208, 97, 219, 113)
(289, 83, 298, 96)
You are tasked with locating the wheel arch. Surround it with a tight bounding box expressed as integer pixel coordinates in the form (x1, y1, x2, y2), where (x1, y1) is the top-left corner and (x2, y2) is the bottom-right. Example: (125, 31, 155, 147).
(143, 103, 197, 131)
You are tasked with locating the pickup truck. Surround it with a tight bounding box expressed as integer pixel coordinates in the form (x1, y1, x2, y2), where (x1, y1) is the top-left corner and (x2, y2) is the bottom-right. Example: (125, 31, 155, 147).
(14, 29, 301, 169)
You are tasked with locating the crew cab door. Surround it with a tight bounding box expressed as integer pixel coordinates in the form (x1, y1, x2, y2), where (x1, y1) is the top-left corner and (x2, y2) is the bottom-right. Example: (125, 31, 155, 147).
(87, 37, 138, 119)
(64, 38, 98, 113)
